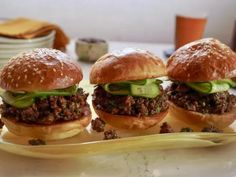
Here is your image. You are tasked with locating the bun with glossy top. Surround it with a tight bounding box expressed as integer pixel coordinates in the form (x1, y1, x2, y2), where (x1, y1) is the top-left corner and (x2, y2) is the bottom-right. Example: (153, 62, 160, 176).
(167, 38, 236, 82)
(0, 48, 83, 92)
(90, 48, 166, 84)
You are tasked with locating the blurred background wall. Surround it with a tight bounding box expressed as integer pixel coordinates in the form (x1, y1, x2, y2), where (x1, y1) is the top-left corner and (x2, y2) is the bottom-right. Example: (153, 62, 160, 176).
(0, 0, 235, 45)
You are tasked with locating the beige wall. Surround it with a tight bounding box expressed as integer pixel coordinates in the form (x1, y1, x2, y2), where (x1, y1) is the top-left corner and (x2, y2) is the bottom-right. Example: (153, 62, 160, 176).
(0, 0, 235, 45)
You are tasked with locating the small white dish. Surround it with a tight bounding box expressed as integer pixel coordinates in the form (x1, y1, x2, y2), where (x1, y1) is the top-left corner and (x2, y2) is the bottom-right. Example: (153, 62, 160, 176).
(0, 38, 54, 49)
(0, 31, 55, 44)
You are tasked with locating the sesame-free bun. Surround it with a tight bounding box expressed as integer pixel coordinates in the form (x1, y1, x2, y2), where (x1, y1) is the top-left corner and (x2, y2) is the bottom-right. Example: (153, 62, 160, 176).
(167, 38, 236, 82)
(0, 48, 83, 92)
(1, 114, 91, 140)
(93, 104, 168, 129)
(90, 48, 166, 84)
(169, 102, 236, 129)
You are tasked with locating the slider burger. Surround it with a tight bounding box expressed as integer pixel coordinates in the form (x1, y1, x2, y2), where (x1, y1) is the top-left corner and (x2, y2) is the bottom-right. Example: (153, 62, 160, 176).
(90, 48, 169, 129)
(167, 38, 236, 129)
(0, 48, 91, 140)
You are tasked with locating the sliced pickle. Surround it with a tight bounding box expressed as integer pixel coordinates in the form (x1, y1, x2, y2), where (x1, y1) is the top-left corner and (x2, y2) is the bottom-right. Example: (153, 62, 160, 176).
(1, 85, 78, 108)
(186, 79, 236, 94)
(130, 83, 160, 98)
(103, 79, 160, 98)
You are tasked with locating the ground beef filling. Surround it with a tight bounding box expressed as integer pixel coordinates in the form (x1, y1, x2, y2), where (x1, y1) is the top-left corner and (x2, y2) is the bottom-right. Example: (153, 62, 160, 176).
(93, 85, 169, 117)
(167, 82, 236, 114)
(0, 88, 91, 125)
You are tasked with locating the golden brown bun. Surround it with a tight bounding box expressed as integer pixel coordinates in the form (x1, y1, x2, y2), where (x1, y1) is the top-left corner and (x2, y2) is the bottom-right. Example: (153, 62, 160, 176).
(169, 101, 236, 129)
(90, 48, 166, 84)
(0, 48, 83, 92)
(167, 38, 236, 82)
(1, 114, 91, 140)
(93, 105, 168, 129)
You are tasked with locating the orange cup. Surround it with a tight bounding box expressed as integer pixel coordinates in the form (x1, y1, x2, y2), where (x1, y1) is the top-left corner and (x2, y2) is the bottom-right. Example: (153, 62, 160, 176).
(175, 15, 207, 50)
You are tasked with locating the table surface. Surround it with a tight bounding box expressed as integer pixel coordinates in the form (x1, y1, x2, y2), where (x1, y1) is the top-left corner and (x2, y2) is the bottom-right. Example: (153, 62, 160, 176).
(1, 41, 236, 177)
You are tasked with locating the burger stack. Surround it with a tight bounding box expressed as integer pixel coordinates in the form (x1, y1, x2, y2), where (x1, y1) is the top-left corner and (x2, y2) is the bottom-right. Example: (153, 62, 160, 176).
(90, 48, 169, 129)
(0, 48, 91, 140)
(167, 38, 236, 129)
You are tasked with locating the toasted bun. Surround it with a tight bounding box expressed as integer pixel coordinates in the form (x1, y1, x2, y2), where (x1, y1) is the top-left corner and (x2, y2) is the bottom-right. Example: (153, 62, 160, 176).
(1, 114, 91, 140)
(169, 101, 236, 129)
(93, 104, 168, 129)
(0, 48, 83, 92)
(90, 48, 166, 84)
(167, 38, 236, 82)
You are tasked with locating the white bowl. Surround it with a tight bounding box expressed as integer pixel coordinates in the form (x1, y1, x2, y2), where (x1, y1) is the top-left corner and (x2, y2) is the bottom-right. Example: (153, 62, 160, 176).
(0, 39, 54, 59)
(0, 60, 9, 67)
(0, 58, 10, 62)
(0, 31, 55, 44)
(0, 38, 54, 51)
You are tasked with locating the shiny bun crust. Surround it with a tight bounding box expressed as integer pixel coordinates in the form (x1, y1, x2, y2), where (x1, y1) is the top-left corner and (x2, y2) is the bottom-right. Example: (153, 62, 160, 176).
(0, 48, 83, 92)
(167, 38, 236, 82)
(90, 48, 166, 84)
(94, 105, 168, 129)
(1, 114, 91, 140)
(169, 102, 236, 129)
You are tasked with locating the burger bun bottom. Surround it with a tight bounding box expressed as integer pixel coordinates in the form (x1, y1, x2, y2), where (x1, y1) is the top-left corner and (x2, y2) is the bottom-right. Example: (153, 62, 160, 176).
(1, 114, 91, 140)
(93, 105, 168, 130)
(169, 101, 236, 129)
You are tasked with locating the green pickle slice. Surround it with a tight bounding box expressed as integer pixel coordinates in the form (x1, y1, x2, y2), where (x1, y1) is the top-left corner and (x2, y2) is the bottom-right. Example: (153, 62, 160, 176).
(130, 83, 160, 98)
(1, 85, 78, 108)
(186, 79, 236, 94)
(2, 91, 35, 108)
(103, 78, 160, 98)
(103, 83, 130, 95)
